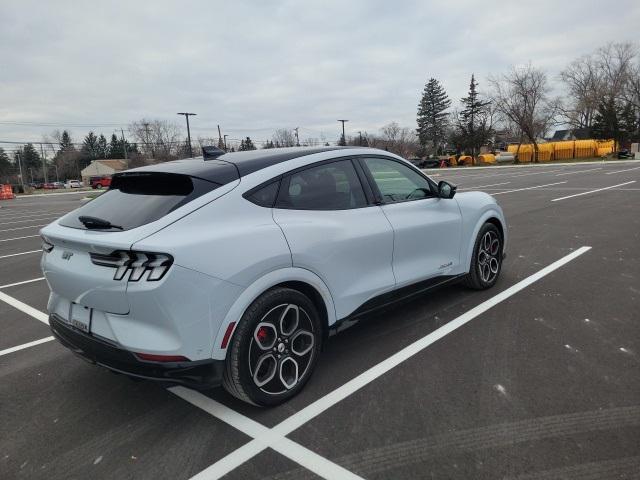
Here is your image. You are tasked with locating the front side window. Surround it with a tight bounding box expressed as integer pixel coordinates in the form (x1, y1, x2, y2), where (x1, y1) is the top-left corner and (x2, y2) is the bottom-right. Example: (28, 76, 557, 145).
(362, 157, 434, 203)
(276, 160, 367, 210)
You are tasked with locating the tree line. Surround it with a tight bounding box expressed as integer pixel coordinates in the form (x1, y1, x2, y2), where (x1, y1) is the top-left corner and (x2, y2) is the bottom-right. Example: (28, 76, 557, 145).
(415, 42, 640, 161)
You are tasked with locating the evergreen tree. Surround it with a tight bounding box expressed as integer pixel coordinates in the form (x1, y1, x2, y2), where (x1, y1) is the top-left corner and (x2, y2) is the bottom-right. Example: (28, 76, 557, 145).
(59, 130, 75, 152)
(263, 140, 275, 149)
(81, 132, 99, 160)
(109, 134, 123, 158)
(239, 136, 256, 151)
(416, 78, 451, 153)
(0, 147, 12, 180)
(455, 74, 493, 157)
(20, 143, 41, 171)
(96, 134, 108, 158)
(592, 99, 638, 149)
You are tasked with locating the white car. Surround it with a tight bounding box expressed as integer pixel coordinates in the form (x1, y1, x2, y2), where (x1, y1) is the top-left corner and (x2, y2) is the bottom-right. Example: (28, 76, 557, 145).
(65, 180, 82, 188)
(40, 147, 506, 406)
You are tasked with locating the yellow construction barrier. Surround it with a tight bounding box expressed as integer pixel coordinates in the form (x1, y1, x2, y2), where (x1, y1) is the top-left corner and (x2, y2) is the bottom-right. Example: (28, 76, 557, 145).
(596, 140, 614, 157)
(574, 140, 596, 158)
(448, 155, 458, 166)
(457, 155, 473, 166)
(477, 153, 496, 164)
(507, 144, 533, 162)
(552, 141, 574, 160)
(536, 143, 554, 162)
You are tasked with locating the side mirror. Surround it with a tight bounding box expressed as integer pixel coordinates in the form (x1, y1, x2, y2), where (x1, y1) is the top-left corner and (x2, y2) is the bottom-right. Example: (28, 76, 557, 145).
(438, 181, 457, 199)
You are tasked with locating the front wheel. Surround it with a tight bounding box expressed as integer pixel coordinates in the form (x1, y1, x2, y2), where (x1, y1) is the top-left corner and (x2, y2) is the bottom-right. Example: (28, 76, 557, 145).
(464, 223, 503, 290)
(223, 288, 322, 406)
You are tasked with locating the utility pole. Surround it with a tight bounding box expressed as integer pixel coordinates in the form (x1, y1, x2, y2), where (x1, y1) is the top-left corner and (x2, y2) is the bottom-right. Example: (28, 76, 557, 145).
(217, 125, 223, 149)
(120, 128, 128, 166)
(142, 121, 153, 158)
(223, 134, 229, 151)
(293, 127, 300, 147)
(177, 112, 197, 157)
(16, 150, 25, 191)
(358, 131, 363, 146)
(337, 119, 348, 146)
(40, 143, 48, 183)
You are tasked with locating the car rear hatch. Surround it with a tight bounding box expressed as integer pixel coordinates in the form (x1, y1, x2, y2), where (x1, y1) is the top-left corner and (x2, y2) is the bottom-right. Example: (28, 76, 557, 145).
(41, 163, 239, 315)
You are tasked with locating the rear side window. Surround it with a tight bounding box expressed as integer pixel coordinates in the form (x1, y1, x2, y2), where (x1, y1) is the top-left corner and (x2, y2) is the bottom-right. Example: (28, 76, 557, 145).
(59, 172, 219, 231)
(276, 159, 367, 210)
(245, 181, 280, 207)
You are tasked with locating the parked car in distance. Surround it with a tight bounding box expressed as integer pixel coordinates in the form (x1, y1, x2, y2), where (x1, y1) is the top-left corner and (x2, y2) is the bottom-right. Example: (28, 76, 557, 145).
(90, 176, 111, 189)
(29, 182, 44, 189)
(65, 180, 82, 188)
(53, 182, 65, 189)
(41, 147, 507, 406)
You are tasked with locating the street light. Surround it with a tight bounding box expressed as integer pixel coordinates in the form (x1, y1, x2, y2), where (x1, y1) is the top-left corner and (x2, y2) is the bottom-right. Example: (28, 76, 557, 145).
(337, 119, 348, 146)
(177, 112, 197, 157)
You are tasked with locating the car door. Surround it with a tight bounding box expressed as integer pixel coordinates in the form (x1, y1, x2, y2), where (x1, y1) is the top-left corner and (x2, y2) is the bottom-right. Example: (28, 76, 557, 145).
(359, 156, 463, 287)
(272, 158, 396, 319)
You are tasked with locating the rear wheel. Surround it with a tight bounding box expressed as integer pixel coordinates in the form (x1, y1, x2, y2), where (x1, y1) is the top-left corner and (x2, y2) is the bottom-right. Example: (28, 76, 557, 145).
(223, 288, 322, 406)
(464, 223, 503, 290)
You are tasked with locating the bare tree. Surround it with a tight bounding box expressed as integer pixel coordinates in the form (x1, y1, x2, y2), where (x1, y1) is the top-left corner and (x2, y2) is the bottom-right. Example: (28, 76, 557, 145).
(129, 119, 182, 161)
(490, 64, 559, 162)
(560, 54, 604, 129)
(378, 122, 418, 158)
(271, 129, 296, 147)
(596, 42, 636, 102)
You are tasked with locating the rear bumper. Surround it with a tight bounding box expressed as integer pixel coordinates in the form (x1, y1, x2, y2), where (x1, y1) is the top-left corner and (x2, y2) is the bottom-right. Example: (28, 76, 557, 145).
(49, 314, 224, 388)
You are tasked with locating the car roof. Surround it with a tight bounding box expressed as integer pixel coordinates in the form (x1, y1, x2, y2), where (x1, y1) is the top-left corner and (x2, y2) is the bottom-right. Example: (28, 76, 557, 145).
(122, 146, 354, 183)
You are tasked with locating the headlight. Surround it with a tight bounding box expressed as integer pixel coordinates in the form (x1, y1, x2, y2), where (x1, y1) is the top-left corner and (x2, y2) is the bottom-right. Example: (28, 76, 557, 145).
(90, 251, 173, 282)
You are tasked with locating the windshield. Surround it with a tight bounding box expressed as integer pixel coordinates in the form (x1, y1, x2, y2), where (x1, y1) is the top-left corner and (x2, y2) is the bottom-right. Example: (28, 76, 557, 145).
(59, 172, 218, 231)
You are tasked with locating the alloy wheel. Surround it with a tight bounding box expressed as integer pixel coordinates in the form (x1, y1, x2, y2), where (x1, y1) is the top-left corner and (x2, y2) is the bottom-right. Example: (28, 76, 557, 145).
(248, 303, 316, 395)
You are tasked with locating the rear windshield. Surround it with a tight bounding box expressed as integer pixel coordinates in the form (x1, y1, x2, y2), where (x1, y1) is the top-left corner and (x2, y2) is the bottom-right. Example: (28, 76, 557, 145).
(60, 172, 220, 231)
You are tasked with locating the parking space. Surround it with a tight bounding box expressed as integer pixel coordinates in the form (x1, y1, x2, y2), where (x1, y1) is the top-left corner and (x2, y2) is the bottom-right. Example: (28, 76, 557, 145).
(1, 162, 639, 479)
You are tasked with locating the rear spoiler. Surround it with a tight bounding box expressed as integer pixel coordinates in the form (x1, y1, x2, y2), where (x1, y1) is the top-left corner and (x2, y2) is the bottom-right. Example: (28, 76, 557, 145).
(202, 146, 226, 160)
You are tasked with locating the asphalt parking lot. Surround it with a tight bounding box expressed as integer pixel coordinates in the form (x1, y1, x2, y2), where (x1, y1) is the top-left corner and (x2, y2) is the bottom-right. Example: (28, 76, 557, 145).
(1, 160, 639, 480)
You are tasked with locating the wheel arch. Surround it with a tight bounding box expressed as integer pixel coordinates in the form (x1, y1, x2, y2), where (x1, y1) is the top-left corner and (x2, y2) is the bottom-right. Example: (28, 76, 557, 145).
(463, 209, 507, 272)
(211, 267, 337, 360)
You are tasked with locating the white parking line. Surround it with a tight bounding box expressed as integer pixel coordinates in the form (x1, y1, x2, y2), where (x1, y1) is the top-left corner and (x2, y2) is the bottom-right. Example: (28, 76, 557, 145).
(0, 217, 59, 226)
(189, 246, 592, 479)
(605, 166, 640, 175)
(551, 181, 636, 202)
(0, 250, 41, 260)
(170, 387, 365, 480)
(0, 211, 67, 221)
(459, 182, 511, 189)
(0, 234, 40, 243)
(0, 224, 47, 233)
(491, 181, 567, 195)
(0, 277, 45, 289)
(0, 337, 55, 357)
(0, 290, 49, 324)
(556, 167, 602, 176)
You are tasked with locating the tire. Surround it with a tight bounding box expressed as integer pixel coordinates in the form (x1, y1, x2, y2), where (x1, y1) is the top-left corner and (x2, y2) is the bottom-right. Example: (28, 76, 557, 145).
(464, 222, 503, 290)
(222, 287, 323, 406)
(96, 184, 103, 189)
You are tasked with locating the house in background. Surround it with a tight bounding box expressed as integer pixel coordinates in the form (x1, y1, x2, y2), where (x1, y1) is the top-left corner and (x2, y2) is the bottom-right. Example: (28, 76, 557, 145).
(549, 128, 591, 141)
(80, 159, 127, 185)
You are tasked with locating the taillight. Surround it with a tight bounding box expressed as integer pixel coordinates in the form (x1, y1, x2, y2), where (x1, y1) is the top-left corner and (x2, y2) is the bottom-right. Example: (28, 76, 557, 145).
(90, 251, 173, 282)
(41, 236, 54, 253)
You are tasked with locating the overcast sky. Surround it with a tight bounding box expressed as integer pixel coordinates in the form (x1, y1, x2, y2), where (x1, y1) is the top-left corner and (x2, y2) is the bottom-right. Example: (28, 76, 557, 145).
(1, 0, 639, 149)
